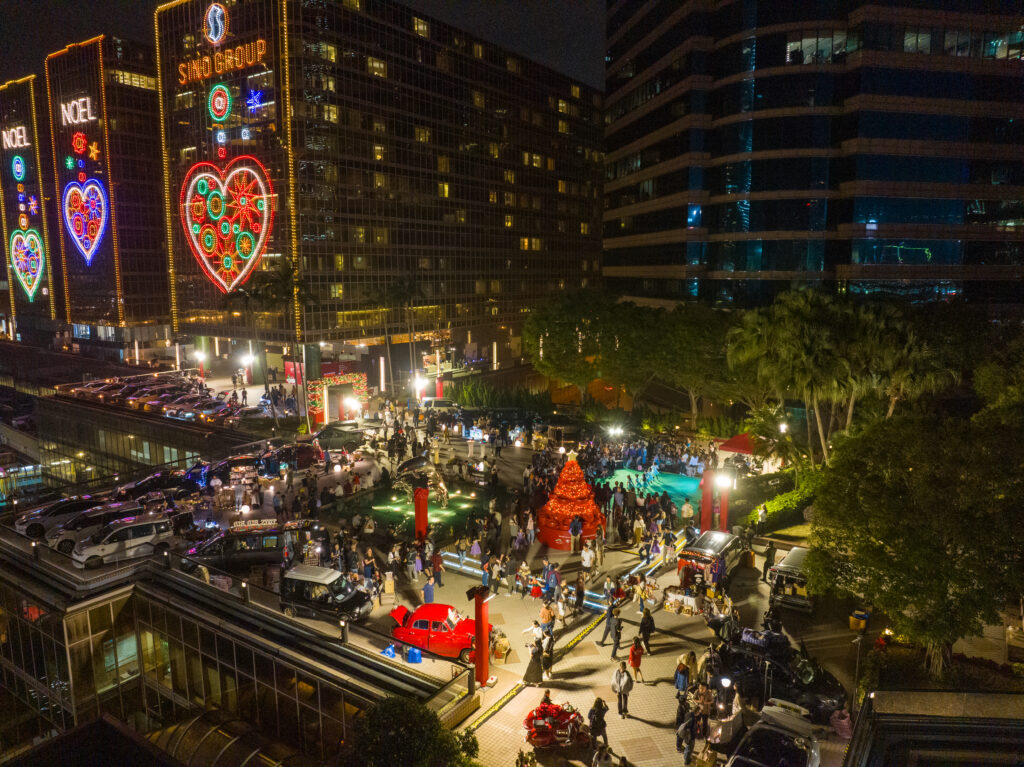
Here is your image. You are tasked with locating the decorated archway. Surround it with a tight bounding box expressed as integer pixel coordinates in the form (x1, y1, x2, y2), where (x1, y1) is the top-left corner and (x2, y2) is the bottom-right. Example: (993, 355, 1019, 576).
(307, 372, 368, 424)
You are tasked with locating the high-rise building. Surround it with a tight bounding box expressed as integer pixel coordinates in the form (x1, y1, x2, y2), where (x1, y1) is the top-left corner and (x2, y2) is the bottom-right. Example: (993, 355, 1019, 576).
(155, 0, 602, 374)
(45, 36, 169, 360)
(603, 1, 1024, 306)
(0, 75, 58, 345)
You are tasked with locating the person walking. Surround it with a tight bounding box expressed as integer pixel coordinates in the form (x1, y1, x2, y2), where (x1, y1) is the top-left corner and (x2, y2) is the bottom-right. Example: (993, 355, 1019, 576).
(580, 542, 595, 583)
(431, 550, 445, 587)
(587, 697, 609, 749)
(611, 661, 634, 719)
(610, 609, 623, 660)
(569, 514, 583, 553)
(628, 637, 645, 683)
(539, 602, 555, 636)
(573, 573, 586, 617)
(675, 696, 697, 762)
(421, 575, 435, 605)
(522, 637, 544, 685)
(639, 608, 655, 654)
(761, 540, 777, 582)
(540, 631, 554, 681)
(598, 602, 617, 646)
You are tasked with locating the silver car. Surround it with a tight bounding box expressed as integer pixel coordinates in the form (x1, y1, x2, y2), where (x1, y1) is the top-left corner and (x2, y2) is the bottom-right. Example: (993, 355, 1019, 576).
(13, 495, 108, 540)
(726, 700, 820, 767)
(46, 502, 141, 555)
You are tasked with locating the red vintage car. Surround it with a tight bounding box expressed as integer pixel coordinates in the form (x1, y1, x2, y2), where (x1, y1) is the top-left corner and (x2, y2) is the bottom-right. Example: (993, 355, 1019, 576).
(389, 603, 490, 663)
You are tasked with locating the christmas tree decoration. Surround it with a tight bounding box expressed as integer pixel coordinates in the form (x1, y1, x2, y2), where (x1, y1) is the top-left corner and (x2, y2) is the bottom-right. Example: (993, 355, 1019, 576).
(536, 460, 605, 550)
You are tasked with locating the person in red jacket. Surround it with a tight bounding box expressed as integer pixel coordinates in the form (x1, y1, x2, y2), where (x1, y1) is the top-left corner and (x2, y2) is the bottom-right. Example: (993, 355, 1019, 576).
(628, 636, 645, 683)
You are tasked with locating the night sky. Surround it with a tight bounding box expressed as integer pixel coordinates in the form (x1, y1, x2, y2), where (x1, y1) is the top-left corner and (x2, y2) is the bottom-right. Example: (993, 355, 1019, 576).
(1, 0, 605, 88)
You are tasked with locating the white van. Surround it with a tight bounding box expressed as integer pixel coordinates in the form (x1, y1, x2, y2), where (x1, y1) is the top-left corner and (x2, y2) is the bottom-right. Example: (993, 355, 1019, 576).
(71, 515, 178, 569)
(421, 397, 458, 414)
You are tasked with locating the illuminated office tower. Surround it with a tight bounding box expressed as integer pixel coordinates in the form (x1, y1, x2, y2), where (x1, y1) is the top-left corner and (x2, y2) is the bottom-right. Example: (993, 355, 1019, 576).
(0, 75, 57, 344)
(155, 0, 602, 371)
(46, 36, 168, 360)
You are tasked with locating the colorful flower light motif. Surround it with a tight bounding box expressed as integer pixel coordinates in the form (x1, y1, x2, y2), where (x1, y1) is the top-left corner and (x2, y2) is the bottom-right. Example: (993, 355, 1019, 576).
(9, 228, 45, 301)
(180, 155, 274, 293)
(28, 195, 38, 215)
(62, 179, 108, 265)
(208, 84, 232, 122)
(305, 373, 369, 417)
(71, 132, 87, 155)
(11, 155, 25, 181)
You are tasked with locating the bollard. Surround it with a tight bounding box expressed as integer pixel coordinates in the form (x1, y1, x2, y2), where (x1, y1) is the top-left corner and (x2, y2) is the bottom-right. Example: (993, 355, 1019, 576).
(339, 619, 349, 643)
(32, 541, 41, 560)
(164, 550, 172, 569)
(241, 581, 250, 603)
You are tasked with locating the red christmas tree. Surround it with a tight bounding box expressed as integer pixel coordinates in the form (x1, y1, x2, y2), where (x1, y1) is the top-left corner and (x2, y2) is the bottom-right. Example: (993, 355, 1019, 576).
(537, 460, 605, 550)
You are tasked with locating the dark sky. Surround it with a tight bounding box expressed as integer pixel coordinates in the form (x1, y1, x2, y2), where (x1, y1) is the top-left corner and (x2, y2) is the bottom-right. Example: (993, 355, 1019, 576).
(1, 0, 605, 88)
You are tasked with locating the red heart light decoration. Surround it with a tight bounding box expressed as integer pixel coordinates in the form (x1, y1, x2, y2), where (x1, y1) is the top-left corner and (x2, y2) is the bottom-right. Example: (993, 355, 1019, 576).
(179, 155, 275, 293)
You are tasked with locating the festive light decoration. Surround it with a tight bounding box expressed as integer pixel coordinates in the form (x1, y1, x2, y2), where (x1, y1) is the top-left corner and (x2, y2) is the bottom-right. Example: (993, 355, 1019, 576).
(71, 131, 87, 155)
(9, 228, 45, 301)
(87, 141, 100, 161)
(28, 195, 38, 215)
(11, 155, 25, 181)
(204, 3, 228, 46)
(208, 84, 231, 122)
(306, 373, 369, 416)
(180, 155, 274, 293)
(64, 156, 74, 170)
(246, 90, 263, 111)
(537, 460, 605, 550)
(62, 178, 108, 265)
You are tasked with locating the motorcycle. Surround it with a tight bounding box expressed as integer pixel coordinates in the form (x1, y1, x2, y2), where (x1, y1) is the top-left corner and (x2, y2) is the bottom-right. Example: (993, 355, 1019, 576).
(522, 701, 587, 748)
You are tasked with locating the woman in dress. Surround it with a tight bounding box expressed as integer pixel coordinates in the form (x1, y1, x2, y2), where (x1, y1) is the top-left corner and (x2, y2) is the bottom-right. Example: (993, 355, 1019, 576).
(628, 636, 645, 683)
(523, 637, 544, 685)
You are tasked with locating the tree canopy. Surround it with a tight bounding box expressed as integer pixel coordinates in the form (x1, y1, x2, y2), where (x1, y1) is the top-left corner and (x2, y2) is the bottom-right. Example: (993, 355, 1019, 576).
(805, 415, 1024, 676)
(346, 696, 480, 767)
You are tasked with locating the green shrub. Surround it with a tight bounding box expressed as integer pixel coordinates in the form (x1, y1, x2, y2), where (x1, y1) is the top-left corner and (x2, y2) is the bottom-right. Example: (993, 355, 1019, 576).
(744, 469, 823, 531)
(729, 470, 796, 521)
(696, 414, 743, 439)
(447, 379, 550, 411)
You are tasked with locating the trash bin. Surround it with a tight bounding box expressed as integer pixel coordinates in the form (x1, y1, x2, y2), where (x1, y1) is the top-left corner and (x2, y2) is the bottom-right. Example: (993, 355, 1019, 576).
(849, 610, 869, 631)
(406, 647, 422, 663)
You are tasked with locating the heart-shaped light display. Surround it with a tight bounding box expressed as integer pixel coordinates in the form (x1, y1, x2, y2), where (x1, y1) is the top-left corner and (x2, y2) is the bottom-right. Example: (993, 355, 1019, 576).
(180, 155, 274, 293)
(10, 228, 45, 301)
(62, 179, 108, 265)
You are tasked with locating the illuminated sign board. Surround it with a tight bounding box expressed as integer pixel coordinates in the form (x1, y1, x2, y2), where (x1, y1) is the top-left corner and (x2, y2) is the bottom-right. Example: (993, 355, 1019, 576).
(1, 126, 30, 149)
(59, 96, 98, 126)
(176, 39, 267, 85)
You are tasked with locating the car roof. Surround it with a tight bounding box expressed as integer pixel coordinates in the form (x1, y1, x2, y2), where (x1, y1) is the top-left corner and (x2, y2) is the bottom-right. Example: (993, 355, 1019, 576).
(683, 530, 737, 555)
(775, 546, 809, 573)
(411, 603, 456, 620)
(104, 512, 165, 530)
(283, 564, 343, 584)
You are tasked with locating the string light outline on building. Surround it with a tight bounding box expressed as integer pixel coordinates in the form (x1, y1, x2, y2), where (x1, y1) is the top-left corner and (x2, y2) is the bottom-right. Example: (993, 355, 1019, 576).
(62, 178, 109, 266)
(179, 155, 275, 294)
(204, 2, 228, 46)
(208, 83, 232, 122)
(9, 228, 45, 301)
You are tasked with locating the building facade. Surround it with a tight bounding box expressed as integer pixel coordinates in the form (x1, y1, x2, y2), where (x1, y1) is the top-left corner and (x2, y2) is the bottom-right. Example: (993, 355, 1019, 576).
(603, 0, 1024, 306)
(155, 0, 602, 364)
(45, 36, 169, 360)
(0, 76, 58, 345)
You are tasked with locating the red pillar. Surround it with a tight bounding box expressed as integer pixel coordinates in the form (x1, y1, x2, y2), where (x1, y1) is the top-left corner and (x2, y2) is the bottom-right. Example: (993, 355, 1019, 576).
(435, 378, 444, 397)
(701, 470, 714, 531)
(474, 589, 490, 686)
(414, 487, 429, 540)
(719, 488, 729, 532)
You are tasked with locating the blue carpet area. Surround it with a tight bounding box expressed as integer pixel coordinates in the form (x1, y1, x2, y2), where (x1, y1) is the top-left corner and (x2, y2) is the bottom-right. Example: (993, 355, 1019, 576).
(605, 468, 701, 507)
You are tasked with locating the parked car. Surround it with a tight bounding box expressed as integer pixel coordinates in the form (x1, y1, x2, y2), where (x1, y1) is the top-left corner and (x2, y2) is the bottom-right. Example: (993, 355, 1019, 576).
(45, 502, 142, 555)
(70, 380, 115, 398)
(311, 422, 365, 453)
(71, 515, 179, 569)
(279, 565, 373, 622)
(725, 700, 820, 767)
(161, 393, 206, 413)
(259, 443, 321, 476)
(678, 530, 748, 590)
(185, 455, 260, 488)
(222, 406, 271, 427)
(183, 520, 318, 572)
(389, 603, 490, 663)
(142, 389, 189, 412)
(13, 494, 108, 540)
(768, 546, 815, 613)
(420, 397, 459, 415)
(81, 383, 124, 402)
(113, 470, 196, 501)
(102, 383, 149, 405)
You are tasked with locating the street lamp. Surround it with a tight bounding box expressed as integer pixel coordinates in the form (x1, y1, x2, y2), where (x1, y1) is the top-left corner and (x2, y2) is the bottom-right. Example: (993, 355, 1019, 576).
(240, 354, 254, 386)
(194, 350, 207, 378)
(714, 473, 733, 490)
(779, 422, 788, 434)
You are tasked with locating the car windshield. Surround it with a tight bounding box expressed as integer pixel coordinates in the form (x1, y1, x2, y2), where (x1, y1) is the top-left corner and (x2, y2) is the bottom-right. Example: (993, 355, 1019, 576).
(329, 577, 354, 599)
(793, 655, 817, 685)
(732, 727, 808, 767)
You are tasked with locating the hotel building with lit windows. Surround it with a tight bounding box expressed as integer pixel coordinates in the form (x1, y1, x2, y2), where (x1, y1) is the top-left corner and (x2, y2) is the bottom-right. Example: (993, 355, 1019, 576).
(0, 75, 58, 345)
(603, 0, 1024, 306)
(45, 36, 169, 360)
(155, 0, 602, 374)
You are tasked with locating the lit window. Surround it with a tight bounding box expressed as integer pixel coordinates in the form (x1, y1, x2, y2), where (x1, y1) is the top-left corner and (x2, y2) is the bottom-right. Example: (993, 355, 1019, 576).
(438, 182, 449, 198)
(373, 120, 386, 134)
(415, 126, 431, 142)
(558, 119, 569, 134)
(456, 209, 466, 223)
(353, 255, 369, 270)
(571, 84, 581, 99)
(504, 170, 515, 184)
(374, 144, 385, 161)
(489, 190, 498, 203)
(507, 57, 520, 73)
(531, 238, 542, 251)
(558, 180, 567, 193)
(374, 172, 387, 189)
(519, 237, 530, 251)
(334, 255, 345, 271)
(489, 143, 500, 159)
(367, 57, 387, 78)
(437, 155, 450, 173)
(373, 228, 389, 244)
(473, 43, 484, 59)
(504, 214, 513, 228)
(504, 192, 515, 206)
(343, 0, 362, 9)
(558, 99, 568, 114)
(547, 158, 555, 171)
(321, 44, 337, 62)
(413, 17, 429, 37)
(490, 280, 501, 293)
(473, 91, 485, 109)
(580, 222, 589, 234)
(324, 104, 338, 122)
(330, 284, 344, 298)
(531, 154, 542, 168)
(351, 227, 366, 243)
